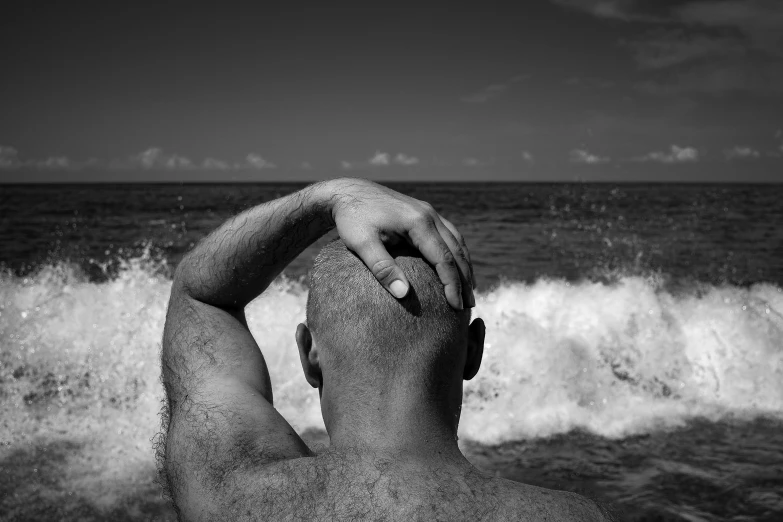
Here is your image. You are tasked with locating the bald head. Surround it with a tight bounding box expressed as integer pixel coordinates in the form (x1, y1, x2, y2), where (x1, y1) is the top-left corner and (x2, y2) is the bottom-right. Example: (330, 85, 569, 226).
(306, 239, 470, 381)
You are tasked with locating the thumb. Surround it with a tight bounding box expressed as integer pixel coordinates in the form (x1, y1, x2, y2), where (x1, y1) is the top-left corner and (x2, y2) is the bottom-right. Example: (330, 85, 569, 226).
(346, 236, 410, 299)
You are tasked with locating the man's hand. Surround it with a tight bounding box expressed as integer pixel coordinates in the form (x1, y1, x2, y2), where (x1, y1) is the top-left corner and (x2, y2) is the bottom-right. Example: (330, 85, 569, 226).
(327, 178, 475, 310)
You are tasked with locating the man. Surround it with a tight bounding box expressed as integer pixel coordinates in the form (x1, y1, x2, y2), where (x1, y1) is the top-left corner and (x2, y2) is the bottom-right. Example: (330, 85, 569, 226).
(160, 178, 613, 520)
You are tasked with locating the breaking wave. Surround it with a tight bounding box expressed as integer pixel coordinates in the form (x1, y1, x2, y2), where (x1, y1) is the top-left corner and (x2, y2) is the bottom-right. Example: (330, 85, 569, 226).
(2, 253, 782, 447)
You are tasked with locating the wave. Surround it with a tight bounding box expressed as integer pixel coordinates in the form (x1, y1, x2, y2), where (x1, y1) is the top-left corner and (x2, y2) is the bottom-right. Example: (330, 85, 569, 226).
(1, 254, 782, 446)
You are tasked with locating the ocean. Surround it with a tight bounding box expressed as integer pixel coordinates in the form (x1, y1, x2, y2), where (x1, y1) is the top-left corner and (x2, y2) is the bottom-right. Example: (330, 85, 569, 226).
(1, 182, 782, 521)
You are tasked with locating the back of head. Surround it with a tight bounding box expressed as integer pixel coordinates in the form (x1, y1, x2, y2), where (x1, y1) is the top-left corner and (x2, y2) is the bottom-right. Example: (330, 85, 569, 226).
(306, 239, 469, 384)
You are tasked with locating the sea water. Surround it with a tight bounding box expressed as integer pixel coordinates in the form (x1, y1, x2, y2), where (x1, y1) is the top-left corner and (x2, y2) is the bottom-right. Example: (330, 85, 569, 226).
(1, 182, 782, 520)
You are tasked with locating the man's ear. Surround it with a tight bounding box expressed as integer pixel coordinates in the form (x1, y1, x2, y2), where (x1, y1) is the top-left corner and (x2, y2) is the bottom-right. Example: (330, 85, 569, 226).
(463, 318, 485, 381)
(296, 323, 322, 389)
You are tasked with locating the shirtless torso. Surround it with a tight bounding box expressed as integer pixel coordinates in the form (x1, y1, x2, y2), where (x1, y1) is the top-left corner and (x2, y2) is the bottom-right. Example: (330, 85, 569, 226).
(159, 179, 615, 521)
(204, 452, 609, 521)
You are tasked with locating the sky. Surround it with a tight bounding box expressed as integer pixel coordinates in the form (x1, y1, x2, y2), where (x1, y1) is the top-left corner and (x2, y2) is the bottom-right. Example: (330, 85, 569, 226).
(1, 1, 782, 183)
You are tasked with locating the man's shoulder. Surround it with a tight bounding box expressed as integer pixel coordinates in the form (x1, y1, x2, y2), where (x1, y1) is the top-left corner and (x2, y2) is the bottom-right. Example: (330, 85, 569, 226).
(244, 456, 616, 521)
(490, 477, 616, 521)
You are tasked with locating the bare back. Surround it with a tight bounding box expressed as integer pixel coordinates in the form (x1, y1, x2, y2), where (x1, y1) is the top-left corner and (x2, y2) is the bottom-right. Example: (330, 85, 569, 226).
(209, 452, 611, 521)
(160, 182, 616, 521)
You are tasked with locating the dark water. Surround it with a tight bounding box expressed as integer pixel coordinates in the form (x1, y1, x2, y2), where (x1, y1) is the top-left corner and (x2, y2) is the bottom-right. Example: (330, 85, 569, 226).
(3, 183, 782, 287)
(1, 182, 782, 521)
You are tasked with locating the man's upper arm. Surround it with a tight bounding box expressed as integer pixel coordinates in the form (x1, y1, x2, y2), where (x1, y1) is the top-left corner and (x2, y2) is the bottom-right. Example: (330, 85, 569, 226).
(161, 286, 311, 516)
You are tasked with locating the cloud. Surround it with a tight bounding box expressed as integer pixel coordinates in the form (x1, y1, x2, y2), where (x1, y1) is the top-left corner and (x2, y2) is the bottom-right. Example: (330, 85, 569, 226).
(111, 148, 275, 170)
(461, 157, 497, 167)
(623, 29, 747, 70)
(364, 151, 420, 167)
(300, 161, 313, 170)
(522, 151, 535, 164)
(369, 151, 390, 166)
(549, 0, 661, 22)
(1, 146, 289, 172)
(564, 76, 616, 88)
(461, 74, 531, 103)
(551, 0, 783, 45)
(555, 1, 783, 96)
(461, 84, 509, 104)
(32, 157, 74, 169)
(202, 157, 232, 170)
(569, 149, 610, 164)
(674, 1, 783, 55)
(623, 26, 783, 96)
(0, 146, 86, 170)
(724, 146, 760, 160)
(635, 59, 783, 96)
(340, 160, 354, 170)
(393, 153, 419, 166)
(123, 148, 195, 170)
(0, 146, 20, 169)
(634, 145, 699, 163)
(244, 153, 276, 169)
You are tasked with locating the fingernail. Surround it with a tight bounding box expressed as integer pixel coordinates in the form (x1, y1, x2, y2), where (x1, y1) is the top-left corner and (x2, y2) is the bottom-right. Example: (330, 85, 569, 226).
(390, 280, 408, 299)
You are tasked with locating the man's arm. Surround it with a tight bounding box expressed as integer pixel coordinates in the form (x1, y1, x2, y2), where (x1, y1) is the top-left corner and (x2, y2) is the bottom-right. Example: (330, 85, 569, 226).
(160, 178, 474, 518)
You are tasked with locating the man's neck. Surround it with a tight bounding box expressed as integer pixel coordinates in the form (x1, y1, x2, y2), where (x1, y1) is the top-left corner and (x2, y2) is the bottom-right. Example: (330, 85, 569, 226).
(323, 386, 468, 465)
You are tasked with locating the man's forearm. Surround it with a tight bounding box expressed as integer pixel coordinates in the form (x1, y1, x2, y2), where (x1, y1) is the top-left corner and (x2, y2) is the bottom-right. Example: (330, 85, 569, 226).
(159, 182, 338, 512)
(175, 181, 334, 309)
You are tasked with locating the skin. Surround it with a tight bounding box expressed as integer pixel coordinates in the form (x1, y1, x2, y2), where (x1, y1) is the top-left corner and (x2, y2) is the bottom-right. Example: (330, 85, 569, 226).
(160, 178, 614, 521)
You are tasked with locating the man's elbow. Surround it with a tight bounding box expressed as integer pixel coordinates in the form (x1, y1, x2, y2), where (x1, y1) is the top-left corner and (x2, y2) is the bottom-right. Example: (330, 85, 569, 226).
(170, 256, 197, 299)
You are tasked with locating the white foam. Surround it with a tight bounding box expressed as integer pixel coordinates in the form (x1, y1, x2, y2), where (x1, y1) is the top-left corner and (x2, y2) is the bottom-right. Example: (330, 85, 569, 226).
(2, 257, 781, 446)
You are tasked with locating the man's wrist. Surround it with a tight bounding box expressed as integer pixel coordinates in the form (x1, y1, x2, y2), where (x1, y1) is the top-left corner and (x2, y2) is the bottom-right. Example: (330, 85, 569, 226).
(305, 177, 358, 228)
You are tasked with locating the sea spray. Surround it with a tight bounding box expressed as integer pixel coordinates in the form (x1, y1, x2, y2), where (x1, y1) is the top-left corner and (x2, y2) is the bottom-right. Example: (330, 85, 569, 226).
(2, 256, 782, 452)
(460, 277, 783, 442)
(0, 255, 171, 510)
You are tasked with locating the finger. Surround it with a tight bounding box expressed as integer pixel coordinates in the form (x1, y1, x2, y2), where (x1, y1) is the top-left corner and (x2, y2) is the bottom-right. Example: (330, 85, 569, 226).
(433, 217, 475, 307)
(407, 216, 464, 310)
(438, 215, 476, 291)
(343, 231, 410, 299)
(438, 216, 471, 264)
